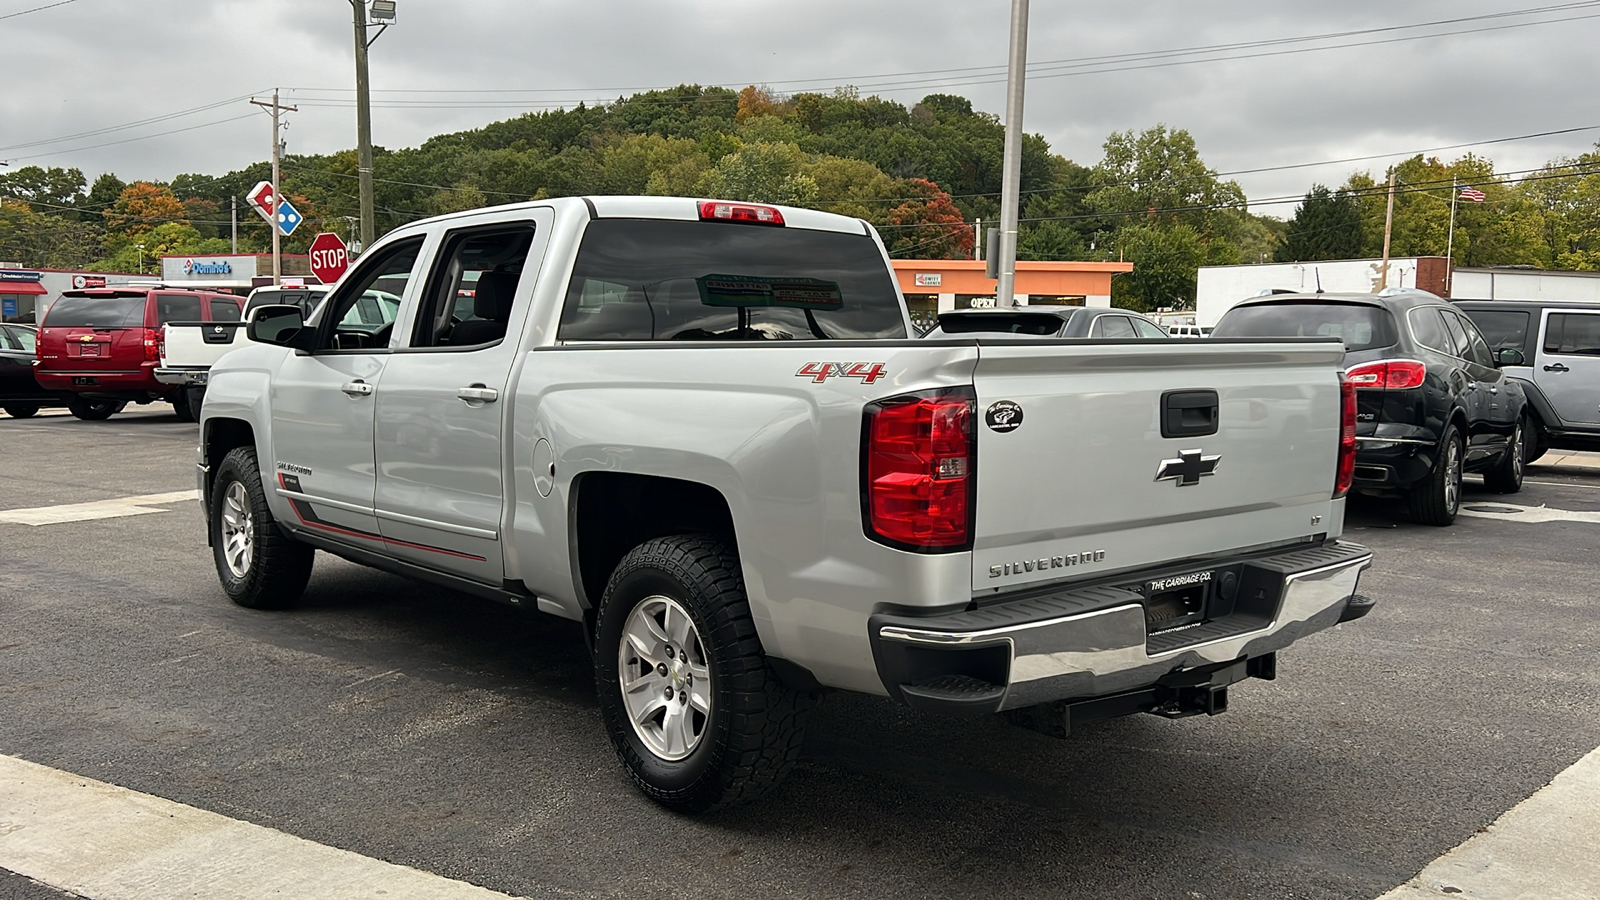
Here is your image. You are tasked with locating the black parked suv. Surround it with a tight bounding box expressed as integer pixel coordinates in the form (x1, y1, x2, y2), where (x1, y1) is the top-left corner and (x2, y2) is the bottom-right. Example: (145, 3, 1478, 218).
(1213, 290, 1528, 525)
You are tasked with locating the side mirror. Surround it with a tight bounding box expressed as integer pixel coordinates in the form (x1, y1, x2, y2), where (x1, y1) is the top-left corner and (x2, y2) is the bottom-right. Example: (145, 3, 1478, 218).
(1495, 347, 1526, 368)
(247, 304, 311, 349)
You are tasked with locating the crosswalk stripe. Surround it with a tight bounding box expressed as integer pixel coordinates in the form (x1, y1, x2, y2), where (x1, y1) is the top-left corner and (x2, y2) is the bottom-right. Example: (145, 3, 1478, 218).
(0, 754, 524, 900)
(1377, 745, 1600, 899)
(0, 491, 199, 526)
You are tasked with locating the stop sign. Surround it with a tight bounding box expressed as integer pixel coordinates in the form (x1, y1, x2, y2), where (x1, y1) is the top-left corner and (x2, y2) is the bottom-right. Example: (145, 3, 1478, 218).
(308, 233, 349, 285)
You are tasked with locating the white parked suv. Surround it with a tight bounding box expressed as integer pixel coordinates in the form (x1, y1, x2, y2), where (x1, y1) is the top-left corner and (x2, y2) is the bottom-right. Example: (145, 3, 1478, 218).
(197, 196, 1375, 811)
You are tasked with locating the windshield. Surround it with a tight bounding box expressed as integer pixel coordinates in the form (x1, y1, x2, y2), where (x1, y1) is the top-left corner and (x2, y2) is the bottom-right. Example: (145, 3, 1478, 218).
(246, 289, 328, 316)
(1213, 301, 1398, 351)
(43, 295, 146, 328)
(556, 220, 906, 341)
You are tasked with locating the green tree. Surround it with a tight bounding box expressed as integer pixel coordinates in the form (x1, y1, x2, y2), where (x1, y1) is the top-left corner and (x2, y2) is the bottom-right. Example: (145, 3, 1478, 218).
(1111, 223, 1208, 311)
(701, 142, 818, 206)
(1276, 185, 1366, 262)
(0, 166, 87, 216)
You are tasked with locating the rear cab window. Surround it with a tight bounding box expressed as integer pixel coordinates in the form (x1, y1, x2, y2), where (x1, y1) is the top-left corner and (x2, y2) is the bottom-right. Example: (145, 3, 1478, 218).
(931, 313, 1064, 336)
(556, 219, 906, 341)
(1212, 301, 1398, 351)
(42, 293, 149, 328)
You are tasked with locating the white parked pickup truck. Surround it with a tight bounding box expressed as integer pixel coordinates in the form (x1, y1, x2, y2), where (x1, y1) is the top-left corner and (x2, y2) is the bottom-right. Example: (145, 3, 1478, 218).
(198, 196, 1374, 812)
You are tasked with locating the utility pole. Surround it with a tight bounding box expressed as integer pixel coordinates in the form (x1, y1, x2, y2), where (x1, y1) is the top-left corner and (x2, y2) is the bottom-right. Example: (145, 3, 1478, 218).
(230, 196, 238, 254)
(1444, 178, 1460, 296)
(995, 0, 1029, 307)
(352, 0, 375, 252)
(1379, 168, 1397, 290)
(250, 90, 297, 285)
(352, 1, 395, 252)
(974, 217, 982, 261)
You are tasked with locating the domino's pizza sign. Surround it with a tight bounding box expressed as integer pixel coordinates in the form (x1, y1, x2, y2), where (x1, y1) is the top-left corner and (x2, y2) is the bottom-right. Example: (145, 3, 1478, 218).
(182, 258, 234, 276)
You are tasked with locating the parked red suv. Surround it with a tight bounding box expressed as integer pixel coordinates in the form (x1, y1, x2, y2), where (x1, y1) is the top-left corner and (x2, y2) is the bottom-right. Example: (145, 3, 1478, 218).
(35, 287, 244, 421)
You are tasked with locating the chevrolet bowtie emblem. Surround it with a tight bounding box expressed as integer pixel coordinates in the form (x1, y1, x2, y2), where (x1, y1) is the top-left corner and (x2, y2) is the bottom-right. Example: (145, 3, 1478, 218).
(1155, 449, 1220, 486)
(79, 335, 95, 342)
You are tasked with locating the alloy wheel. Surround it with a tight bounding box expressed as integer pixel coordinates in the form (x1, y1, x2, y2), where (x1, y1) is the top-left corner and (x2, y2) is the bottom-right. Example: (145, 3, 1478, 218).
(220, 480, 255, 579)
(617, 594, 711, 761)
(1445, 439, 1463, 513)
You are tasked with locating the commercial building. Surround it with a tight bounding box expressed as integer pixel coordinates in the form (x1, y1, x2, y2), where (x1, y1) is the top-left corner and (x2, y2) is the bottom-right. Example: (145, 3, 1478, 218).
(1, 267, 143, 324)
(1196, 257, 1600, 327)
(891, 260, 1133, 332)
(158, 254, 315, 292)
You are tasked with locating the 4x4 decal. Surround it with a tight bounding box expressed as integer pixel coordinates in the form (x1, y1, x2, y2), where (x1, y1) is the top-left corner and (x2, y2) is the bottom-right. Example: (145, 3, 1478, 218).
(796, 362, 888, 384)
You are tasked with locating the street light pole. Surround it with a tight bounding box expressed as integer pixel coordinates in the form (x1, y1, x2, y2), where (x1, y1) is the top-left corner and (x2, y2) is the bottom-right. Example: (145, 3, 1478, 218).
(995, 0, 1029, 307)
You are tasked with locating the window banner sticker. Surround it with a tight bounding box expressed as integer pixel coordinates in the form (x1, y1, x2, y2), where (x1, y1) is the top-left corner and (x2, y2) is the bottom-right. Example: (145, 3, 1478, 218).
(696, 274, 844, 311)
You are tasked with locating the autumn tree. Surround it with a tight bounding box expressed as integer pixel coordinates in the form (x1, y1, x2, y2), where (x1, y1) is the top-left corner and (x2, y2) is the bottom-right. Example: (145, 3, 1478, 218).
(735, 85, 780, 123)
(885, 178, 973, 259)
(104, 182, 187, 236)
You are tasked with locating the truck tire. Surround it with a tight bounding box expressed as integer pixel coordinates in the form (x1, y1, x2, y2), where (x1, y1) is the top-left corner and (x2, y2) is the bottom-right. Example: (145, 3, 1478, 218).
(210, 445, 315, 609)
(2, 404, 39, 419)
(186, 387, 205, 422)
(1526, 416, 1549, 464)
(594, 534, 812, 813)
(67, 400, 121, 421)
(171, 389, 196, 423)
(1483, 414, 1527, 494)
(1408, 423, 1464, 526)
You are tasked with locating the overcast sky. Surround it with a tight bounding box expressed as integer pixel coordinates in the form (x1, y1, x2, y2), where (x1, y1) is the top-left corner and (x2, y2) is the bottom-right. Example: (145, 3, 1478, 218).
(4, 0, 1597, 219)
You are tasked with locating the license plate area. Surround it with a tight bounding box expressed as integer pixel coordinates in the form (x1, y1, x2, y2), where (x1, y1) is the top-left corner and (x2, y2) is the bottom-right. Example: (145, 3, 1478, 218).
(80, 343, 102, 357)
(72, 376, 98, 386)
(1143, 571, 1214, 633)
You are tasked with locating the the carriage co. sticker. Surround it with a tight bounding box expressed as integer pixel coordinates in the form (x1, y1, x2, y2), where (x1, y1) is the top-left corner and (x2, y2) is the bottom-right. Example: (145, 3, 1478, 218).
(985, 400, 1024, 433)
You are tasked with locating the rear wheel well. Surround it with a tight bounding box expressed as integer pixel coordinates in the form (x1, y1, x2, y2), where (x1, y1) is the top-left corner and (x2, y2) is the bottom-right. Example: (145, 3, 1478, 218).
(571, 472, 737, 618)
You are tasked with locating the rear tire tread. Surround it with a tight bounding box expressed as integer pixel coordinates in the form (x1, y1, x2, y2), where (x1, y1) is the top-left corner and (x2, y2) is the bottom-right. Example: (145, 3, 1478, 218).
(595, 535, 811, 813)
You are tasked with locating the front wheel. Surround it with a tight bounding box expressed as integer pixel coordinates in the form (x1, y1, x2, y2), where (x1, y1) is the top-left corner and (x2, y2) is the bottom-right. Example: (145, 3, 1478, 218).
(2, 404, 40, 419)
(1483, 415, 1527, 494)
(67, 399, 122, 421)
(1408, 423, 1464, 526)
(594, 535, 812, 813)
(210, 446, 315, 609)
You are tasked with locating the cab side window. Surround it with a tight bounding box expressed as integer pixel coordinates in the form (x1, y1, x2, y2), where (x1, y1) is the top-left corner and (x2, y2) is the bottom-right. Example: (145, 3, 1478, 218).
(1544, 313, 1600, 356)
(408, 225, 535, 349)
(1132, 317, 1167, 338)
(1093, 315, 1137, 338)
(210, 298, 242, 322)
(316, 238, 423, 351)
(1437, 309, 1472, 359)
(1452, 313, 1496, 367)
(1408, 307, 1452, 354)
(156, 293, 203, 325)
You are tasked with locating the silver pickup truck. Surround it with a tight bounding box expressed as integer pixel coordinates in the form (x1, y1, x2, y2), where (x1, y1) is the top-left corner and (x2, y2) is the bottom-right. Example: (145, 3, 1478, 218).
(198, 196, 1373, 812)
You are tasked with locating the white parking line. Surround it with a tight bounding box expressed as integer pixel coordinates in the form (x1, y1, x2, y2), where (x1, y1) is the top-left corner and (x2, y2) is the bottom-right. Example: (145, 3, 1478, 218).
(0, 491, 199, 526)
(0, 753, 525, 900)
(1458, 501, 1600, 525)
(1377, 744, 1600, 898)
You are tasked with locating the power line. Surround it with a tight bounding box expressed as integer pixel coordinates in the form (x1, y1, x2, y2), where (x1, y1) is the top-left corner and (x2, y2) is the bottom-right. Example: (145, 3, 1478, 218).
(8, 115, 259, 162)
(0, 91, 265, 154)
(0, 0, 79, 22)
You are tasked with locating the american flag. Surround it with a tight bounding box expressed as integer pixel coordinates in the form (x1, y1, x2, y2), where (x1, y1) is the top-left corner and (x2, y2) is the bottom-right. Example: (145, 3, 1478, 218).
(1459, 187, 1487, 202)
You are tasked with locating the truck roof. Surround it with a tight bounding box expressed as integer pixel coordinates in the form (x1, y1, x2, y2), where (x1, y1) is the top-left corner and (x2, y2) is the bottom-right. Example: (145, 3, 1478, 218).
(410, 196, 873, 236)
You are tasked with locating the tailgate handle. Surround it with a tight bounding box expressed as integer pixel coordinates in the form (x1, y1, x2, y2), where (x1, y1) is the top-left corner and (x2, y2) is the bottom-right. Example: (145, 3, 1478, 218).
(1161, 390, 1219, 439)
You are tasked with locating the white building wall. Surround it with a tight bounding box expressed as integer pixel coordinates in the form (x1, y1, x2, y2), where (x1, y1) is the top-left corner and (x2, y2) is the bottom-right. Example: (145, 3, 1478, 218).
(1195, 258, 1424, 327)
(1451, 269, 1600, 303)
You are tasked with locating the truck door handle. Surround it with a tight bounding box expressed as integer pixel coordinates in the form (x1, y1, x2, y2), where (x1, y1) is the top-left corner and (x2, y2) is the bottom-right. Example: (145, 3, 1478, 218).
(341, 380, 374, 397)
(1544, 363, 1570, 373)
(457, 385, 499, 404)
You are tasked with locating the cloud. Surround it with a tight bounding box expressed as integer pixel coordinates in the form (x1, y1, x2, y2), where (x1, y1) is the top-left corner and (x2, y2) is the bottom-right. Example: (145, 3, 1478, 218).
(5, 0, 1594, 217)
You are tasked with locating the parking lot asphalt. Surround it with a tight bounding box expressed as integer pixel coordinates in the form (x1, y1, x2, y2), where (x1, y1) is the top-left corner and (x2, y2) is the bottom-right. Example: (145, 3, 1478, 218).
(2, 406, 1598, 899)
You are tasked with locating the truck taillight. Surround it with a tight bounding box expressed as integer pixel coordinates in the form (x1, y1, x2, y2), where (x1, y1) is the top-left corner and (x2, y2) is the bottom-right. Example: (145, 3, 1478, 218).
(1335, 375, 1357, 499)
(1346, 359, 1425, 390)
(862, 387, 975, 551)
(699, 200, 785, 226)
(143, 328, 161, 362)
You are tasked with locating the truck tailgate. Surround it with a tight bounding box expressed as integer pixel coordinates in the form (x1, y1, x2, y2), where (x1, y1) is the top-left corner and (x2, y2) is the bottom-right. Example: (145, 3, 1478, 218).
(971, 340, 1345, 593)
